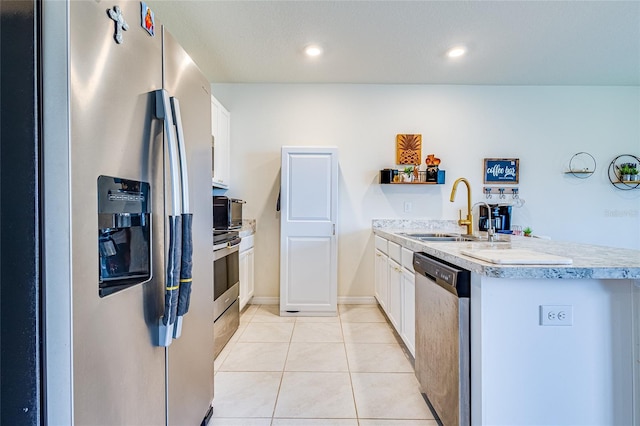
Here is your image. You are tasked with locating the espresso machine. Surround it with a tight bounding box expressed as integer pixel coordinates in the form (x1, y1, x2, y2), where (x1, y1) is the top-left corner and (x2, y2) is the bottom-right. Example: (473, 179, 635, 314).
(478, 204, 512, 233)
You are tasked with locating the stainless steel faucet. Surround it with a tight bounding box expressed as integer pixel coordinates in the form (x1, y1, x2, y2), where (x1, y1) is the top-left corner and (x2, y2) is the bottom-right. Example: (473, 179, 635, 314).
(473, 201, 496, 242)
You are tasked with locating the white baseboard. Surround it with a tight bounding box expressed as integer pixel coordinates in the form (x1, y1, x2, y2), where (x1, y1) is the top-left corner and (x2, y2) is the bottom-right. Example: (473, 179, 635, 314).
(338, 296, 377, 305)
(249, 297, 279, 305)
(249, 296, 378, 305)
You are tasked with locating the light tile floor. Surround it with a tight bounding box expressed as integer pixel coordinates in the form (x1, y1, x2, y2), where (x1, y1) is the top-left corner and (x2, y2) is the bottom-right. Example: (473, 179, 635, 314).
(209, 304, 437, 426)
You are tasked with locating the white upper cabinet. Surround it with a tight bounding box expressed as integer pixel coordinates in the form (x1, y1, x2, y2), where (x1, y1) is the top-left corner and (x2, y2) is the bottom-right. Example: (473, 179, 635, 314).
(211, 94, 230, 188)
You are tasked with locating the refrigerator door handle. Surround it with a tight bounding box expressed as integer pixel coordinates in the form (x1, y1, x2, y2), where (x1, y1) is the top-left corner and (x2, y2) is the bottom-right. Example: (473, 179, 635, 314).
(155, 89, 184, 347)
(170, 97, 190, 214)
(155, 89, 182, 217)
(169, 96, 195, 340)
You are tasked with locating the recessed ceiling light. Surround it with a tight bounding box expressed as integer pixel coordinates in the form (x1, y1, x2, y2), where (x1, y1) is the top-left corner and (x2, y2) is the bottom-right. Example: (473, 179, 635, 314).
(447, 46, 467, 58)
(304, 45, 323, 57)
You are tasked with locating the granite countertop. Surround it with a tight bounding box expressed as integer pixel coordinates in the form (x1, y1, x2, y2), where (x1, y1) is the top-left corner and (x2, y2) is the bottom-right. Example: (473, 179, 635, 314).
(373, 220, 640, 280)
(239, 219, 256, 238)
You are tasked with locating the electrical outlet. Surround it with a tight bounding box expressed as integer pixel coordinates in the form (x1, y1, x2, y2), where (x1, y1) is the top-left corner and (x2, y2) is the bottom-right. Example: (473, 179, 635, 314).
(404, 201, 412, 213)
(540, 305, 573, 326)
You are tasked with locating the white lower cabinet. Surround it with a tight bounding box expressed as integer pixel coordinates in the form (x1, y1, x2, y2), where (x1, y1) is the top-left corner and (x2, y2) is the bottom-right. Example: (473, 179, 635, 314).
(387, 259, 402, 330)
(239, 236, 254, 311)
(374, 235, 416, 357)
(374, 249, 388, 309)
(401, 268, 416, 356)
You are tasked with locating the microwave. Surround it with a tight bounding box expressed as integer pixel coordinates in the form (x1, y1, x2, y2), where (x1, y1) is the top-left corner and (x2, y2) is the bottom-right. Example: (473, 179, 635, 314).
(213, 196, 244, 230)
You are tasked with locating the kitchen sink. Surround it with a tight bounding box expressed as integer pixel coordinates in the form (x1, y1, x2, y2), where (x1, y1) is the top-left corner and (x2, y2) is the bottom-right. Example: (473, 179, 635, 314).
(399, 232, 471, 242)
(399, 232, 510, 243)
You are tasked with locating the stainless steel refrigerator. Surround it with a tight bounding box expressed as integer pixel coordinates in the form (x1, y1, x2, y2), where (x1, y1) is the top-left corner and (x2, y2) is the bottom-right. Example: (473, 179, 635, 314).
(42, 1, 214, 424)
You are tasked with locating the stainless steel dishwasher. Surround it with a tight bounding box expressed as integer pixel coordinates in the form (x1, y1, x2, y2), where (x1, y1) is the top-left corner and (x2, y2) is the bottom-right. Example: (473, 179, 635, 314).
(414, 252, 471, 426)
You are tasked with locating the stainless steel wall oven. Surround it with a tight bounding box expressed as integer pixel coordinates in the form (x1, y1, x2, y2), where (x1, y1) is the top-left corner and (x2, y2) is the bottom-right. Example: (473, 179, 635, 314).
(213, 230, 241, 358)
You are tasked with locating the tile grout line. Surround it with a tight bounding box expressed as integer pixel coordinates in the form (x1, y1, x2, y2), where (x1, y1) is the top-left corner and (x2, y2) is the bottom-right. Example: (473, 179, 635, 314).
(269, 306, 296, 423)
(340, 306, 362, 424)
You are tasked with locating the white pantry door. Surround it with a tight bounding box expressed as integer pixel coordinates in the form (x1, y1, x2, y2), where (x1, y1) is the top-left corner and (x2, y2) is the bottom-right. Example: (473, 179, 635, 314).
(280, 146, 338, 316)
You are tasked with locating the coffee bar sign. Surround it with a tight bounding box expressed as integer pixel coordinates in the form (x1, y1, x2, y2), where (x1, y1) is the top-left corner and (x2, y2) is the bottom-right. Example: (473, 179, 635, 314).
(484, 158, 519, 184)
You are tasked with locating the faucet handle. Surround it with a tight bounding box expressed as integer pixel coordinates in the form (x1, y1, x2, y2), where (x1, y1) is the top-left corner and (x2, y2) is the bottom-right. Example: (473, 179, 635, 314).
(487, 227, 496, 242)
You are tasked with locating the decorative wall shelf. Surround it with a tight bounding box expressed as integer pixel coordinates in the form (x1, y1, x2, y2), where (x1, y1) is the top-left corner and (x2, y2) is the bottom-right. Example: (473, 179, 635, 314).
(564, 171, 595, 175)
(607, 154, 640, 190)
(564, 152, 596, 178)
(380, 169, 445, 184)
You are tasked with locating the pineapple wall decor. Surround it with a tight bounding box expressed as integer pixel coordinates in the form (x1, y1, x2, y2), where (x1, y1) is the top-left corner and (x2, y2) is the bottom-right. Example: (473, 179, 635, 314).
(396, 134, 422, 165)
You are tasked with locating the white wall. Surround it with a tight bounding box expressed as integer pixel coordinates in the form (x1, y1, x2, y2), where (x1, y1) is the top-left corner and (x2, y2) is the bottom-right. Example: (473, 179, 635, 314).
(211, 84, 640, 299)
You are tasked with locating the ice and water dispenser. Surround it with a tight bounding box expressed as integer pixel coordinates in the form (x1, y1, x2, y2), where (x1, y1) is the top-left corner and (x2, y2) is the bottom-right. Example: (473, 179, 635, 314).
(98, 176, 151, 297)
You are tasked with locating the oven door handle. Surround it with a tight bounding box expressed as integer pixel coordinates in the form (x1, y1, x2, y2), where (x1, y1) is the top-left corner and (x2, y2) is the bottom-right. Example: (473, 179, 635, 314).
(214, 243, 239, 261)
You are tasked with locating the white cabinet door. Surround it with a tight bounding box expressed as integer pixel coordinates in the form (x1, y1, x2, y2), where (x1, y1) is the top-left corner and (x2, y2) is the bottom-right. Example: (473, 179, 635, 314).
(217, 106, 230, 186)
(246, 247, 254, 304)
(401, 268, 416, 357)
(388, 258, 402, 330)
(375, 249, 388, 310)
(280, 146, 338, 315)
(211, 94, 230, 188)
(210, 96, 219, 140)
(239, 248, 248, 311)
(239, 236, 255, 311)
(239, 247, 255, 311)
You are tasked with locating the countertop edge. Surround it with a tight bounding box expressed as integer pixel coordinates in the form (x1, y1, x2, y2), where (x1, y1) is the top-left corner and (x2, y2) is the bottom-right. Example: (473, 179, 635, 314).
(239, 219, 256, 238)
(374, 228, 640, 280)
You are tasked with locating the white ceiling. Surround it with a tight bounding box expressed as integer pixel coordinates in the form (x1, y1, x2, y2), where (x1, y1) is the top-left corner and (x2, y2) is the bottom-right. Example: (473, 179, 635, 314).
(148, 1, 640, 85)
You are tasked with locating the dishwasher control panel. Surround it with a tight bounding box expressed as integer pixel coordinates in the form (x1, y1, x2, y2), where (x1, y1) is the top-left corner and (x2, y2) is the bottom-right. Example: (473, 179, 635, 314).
(413, 252, 470, 297)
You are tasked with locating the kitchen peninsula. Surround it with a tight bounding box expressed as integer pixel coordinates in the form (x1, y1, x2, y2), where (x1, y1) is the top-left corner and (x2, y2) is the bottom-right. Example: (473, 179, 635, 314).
(373, 220, 640, 426)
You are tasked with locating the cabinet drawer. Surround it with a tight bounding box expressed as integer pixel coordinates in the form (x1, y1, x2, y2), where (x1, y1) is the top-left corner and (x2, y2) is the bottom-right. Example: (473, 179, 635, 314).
(374, 235, 388, 254)
(401, 247, 415, 272)
(239, 234, 254, 252)
(388, 241, 401, 263)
